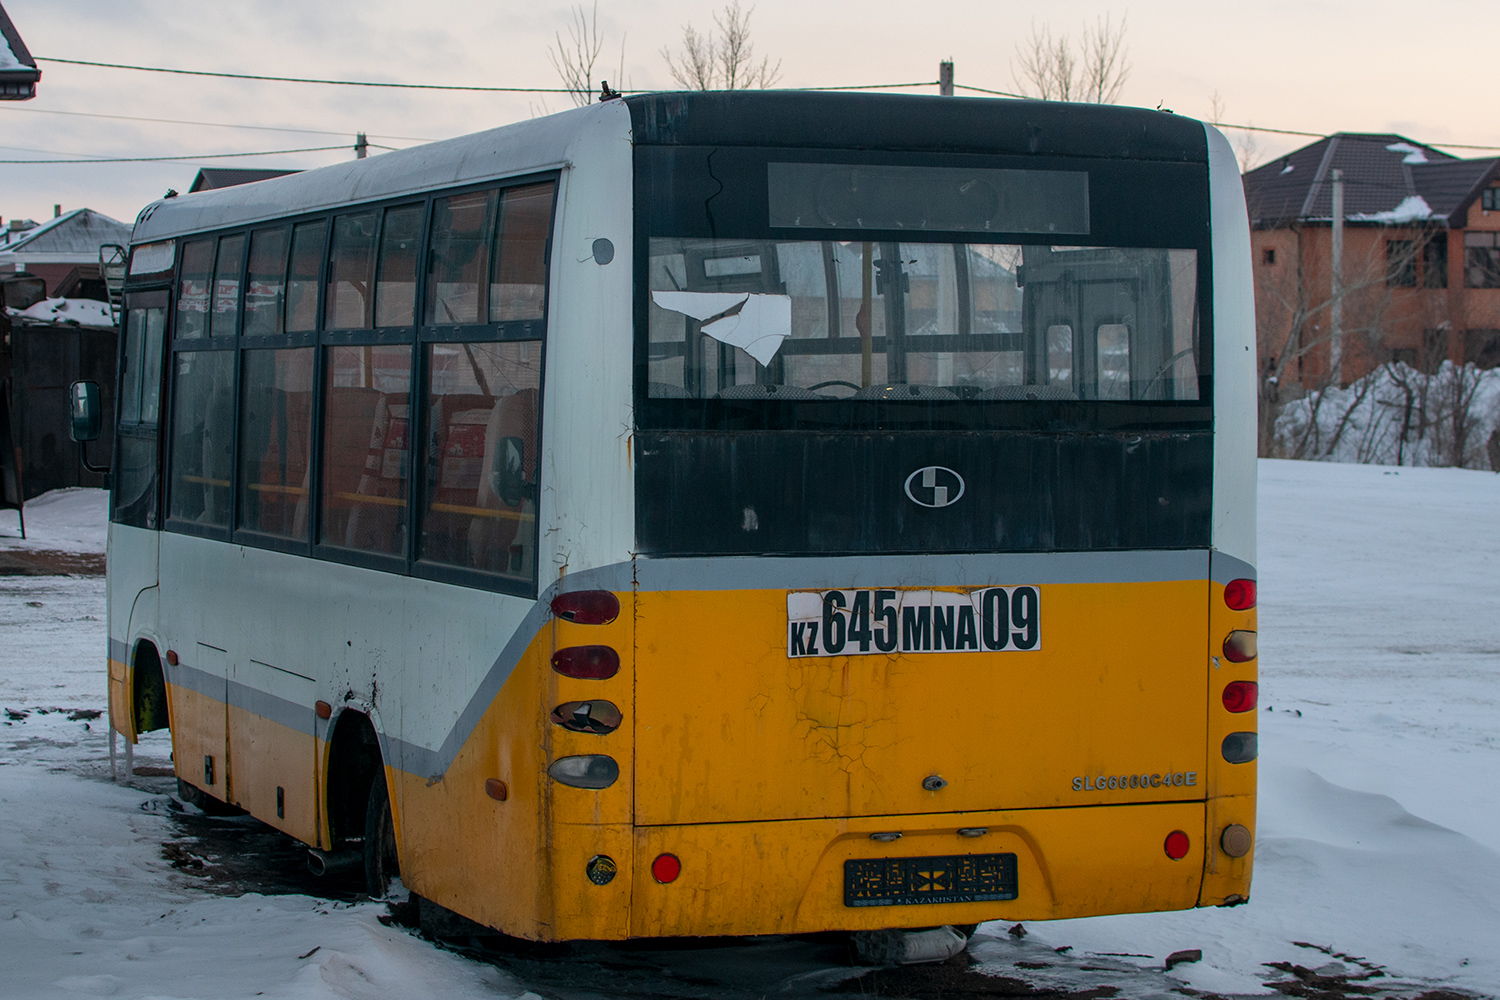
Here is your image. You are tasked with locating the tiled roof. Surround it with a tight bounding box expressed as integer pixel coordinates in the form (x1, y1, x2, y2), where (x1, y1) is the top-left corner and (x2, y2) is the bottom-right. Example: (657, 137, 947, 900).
(1242, 132, 1499, 228)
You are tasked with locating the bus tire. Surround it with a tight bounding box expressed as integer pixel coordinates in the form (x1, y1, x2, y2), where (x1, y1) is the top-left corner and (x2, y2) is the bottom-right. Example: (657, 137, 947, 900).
(363, 775, 400, 899)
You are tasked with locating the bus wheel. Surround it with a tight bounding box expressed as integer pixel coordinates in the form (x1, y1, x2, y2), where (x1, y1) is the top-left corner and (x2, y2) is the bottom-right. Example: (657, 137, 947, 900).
(362, 777, 401, 899)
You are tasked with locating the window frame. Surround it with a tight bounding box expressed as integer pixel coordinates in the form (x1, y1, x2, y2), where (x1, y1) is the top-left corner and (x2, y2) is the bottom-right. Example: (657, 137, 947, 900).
(153, 170, 559, 598)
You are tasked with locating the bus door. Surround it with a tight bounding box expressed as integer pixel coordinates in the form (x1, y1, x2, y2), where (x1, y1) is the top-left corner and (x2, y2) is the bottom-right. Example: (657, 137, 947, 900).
(108, 291, 168, 740)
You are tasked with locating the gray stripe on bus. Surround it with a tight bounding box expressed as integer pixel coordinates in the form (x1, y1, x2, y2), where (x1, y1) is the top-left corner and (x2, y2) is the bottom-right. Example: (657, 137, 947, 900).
(160, 660, 319, 740)
(109, 637, 131, 663)
(1209, 551, 1256, 585)
(381, 548, 1221, 781)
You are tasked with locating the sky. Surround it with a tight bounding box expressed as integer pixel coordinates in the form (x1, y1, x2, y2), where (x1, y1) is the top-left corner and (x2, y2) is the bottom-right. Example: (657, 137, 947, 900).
(3, 0, 1498, 228)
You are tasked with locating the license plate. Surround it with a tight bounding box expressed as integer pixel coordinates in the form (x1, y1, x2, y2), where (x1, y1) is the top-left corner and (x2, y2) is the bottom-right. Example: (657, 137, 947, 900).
(844, 853, 1019, 907)
(787, 588, 1041, 658)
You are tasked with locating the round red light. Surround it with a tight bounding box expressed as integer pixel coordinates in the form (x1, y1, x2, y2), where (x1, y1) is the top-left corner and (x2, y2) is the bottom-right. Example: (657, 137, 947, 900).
(1224, 579, 1257, 611)
(1164, 830, 1191, 860)
(651, 853, 681, 884)
(1222, 680, 1259, 713)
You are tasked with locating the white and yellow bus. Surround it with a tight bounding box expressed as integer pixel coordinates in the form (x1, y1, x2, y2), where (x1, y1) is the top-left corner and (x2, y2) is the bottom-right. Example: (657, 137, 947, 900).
(95, 91, 1258, 952)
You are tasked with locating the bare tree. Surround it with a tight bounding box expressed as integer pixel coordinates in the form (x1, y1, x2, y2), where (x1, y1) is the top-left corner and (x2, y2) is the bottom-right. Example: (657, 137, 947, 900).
(1013, 15, 1129, 103)
(662, 1, 781, 91)
(1257, 229, 1430, 456)
(548, 3, 627, 107)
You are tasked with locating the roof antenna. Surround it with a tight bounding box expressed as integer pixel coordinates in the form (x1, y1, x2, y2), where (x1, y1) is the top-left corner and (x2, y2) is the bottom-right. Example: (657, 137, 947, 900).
(598, 80, 621, 102)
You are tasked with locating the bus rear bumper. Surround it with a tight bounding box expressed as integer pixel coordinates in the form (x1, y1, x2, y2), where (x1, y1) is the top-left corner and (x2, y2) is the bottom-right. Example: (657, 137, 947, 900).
(624, 801, 1214, 939)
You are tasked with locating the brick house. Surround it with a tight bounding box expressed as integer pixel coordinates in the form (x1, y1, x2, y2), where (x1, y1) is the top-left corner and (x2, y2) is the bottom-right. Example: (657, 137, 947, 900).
(1243, 132, 1500, 398)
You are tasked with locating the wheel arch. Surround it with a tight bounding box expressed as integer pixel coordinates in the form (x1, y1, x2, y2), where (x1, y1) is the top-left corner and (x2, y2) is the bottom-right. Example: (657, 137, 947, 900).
(324, 708, 386, 851)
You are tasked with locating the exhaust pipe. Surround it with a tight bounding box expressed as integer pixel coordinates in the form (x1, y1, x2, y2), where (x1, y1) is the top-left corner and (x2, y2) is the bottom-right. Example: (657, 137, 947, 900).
(307, 849, 363, 877)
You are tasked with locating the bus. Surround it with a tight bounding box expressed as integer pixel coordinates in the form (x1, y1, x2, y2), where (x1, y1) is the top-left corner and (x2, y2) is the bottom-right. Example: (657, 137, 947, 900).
(93, 91, 1258, 956)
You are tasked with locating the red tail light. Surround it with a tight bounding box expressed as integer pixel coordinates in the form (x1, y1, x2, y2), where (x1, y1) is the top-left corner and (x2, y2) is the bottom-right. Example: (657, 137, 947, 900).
(551, 645, 620, 680)
(551, 590, 620, 625)
(651, 853, 681, 884)
(1223, 630, 1257, 663)
(1224, 579, 1256, 611)
(1164, 830, 1191, 860)
(1222, 681, 1258, 713)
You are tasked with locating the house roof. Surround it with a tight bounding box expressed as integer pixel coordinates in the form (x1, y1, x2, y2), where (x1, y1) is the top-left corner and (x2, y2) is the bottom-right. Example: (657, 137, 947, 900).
(0, 2, 39, 100)
(188, 167, 301, 192)
(0, 208, 132, 263)
(1243, 132, 1500, 229)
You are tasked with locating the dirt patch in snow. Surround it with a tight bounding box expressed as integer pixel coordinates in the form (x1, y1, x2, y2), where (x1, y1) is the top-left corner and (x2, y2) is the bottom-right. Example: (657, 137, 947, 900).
(0, 548, 105, 576)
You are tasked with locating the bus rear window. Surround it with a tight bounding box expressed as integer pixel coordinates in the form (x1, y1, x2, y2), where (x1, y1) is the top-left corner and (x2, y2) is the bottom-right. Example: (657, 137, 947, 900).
(646, 239, 1199, 404)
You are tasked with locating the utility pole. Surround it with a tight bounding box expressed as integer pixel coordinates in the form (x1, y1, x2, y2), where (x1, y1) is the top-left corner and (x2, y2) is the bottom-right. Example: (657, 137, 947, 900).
(939, 60, 954, 97)
(1329, 168, 1344, 386)
(354, 132, 368, 159)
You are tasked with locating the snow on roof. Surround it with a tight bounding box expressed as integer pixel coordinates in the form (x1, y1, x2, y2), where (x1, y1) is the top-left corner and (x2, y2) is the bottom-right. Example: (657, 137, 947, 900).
(0, 29, 19, 70)
(1349, 194, 1435, 223)
(1386, 141, 1429, 165)
(5, 296, 114, 328)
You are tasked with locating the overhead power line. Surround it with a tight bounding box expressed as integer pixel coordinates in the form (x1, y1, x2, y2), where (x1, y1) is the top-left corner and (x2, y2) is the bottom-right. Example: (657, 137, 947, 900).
(0, 144, 350, 165)
(36, 56, 582, 93)
(25, 56, 1500, 156)
(0, 104, 436, 143)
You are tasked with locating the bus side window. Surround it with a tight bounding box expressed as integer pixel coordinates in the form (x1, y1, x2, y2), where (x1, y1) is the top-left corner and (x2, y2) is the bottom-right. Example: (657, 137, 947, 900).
(114, 303, 166, 529)
(286, 222, 325, 333)
(426, 189, 498, 326)
(375, 204, 422, 328)
(176, 239, 214, 341)
(237, 348, 314, 539)
(244, 227, 290, 338)
(489, 183, 553, 322)
(211, 234, 245, 339)
(319, 345, 410, 556)
(326, 212, 378, 331)
(168, 349, 235, 528)
(419, 341, 541, 579)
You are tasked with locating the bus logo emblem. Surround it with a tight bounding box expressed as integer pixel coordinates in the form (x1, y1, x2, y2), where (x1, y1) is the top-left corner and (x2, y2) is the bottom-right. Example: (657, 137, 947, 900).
(904, 466, 965, 508)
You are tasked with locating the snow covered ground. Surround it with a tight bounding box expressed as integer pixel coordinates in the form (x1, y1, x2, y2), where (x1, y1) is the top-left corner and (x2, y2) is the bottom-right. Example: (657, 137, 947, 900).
(2, 464, 1498, 999)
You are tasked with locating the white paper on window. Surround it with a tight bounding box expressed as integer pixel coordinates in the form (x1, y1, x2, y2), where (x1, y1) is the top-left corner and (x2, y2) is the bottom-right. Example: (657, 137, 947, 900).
(651, 291, 793, 367)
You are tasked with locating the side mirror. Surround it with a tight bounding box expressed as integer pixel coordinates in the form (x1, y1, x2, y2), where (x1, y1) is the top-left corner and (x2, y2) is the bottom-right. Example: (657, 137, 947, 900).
(69, 380, 102, 442)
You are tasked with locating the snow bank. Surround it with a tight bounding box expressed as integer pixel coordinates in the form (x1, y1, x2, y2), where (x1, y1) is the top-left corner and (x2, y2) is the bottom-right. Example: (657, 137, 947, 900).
(1030, 459, 1500, 994)
(1274, 361, 1500, 468)
(0, 486, 109, 552)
